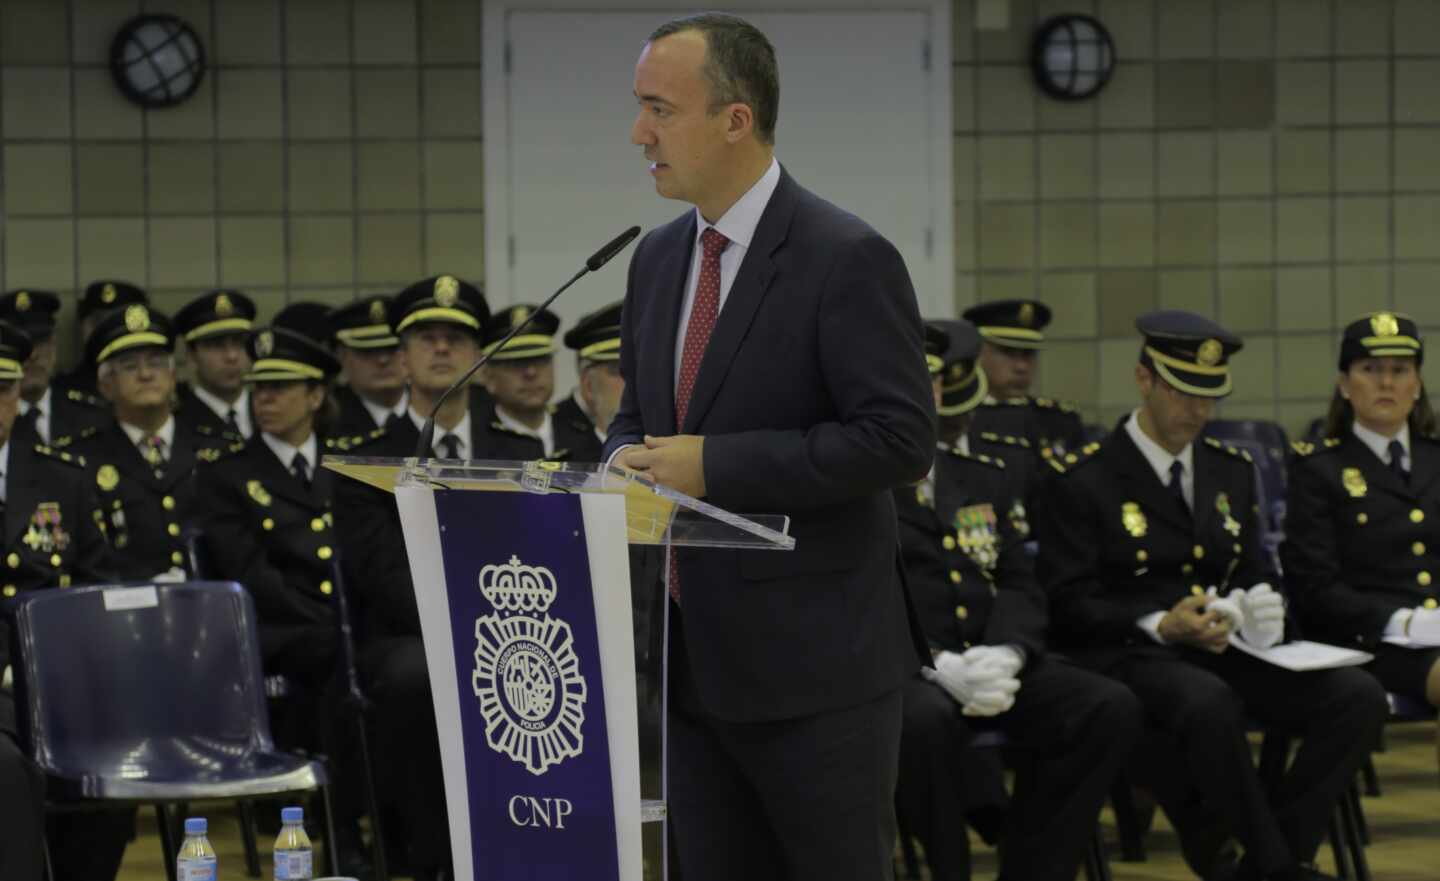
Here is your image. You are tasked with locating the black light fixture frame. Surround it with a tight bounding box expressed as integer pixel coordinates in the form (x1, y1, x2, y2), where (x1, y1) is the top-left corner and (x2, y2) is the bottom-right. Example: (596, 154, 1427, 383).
(109, 13, 208, 109)
(1030, 13, 1117, 102)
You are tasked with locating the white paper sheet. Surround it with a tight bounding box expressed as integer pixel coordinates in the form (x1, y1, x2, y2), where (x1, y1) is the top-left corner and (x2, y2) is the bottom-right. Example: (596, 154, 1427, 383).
(1227, 636, 1372, 671)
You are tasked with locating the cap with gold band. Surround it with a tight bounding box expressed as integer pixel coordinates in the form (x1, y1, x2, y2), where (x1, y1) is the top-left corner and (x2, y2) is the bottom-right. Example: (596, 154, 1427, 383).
(86, 304, 175, 366)
(923, 322, 949, 376)
(961, 298, 1052, 350)
(1136, 310, 1243, 399)
(273, 301, 334, 346)
(245, 327, 340, 383)
(0, 289, 60, 342)
(174, 289, 256, 343)
(0, 320, 34, 381)
(563, 300, 622, 362)
(484, 304, 560, 361)
(1340, 311, 1423, 370)
(392, 274, 489, 337)
(331, 295, 398, 350)
(932, 319, 989, 417)
(79, 280, 147, 323)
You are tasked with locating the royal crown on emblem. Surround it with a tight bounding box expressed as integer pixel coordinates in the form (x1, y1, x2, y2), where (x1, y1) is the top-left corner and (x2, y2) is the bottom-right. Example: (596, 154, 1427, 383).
(479, 555, 558, 613)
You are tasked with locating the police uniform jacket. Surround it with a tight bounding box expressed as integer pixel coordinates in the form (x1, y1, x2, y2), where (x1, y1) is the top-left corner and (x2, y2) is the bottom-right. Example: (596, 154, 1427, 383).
(1036, 419, 1274, 665)
(472, 400, 579, 462)
(896, 446, 1046, 658)
(175, 384, 246, 444)
(69, 419, 223, 579)
(1282, 432, 1440, 648)
(332, 385, 387, 437)
(551, 395, 605, 463)
(16, 385, 109, 448)
(968, 430, 1041, 510)
(970, 396, 1085, 458)
(197, 435, 341, 669)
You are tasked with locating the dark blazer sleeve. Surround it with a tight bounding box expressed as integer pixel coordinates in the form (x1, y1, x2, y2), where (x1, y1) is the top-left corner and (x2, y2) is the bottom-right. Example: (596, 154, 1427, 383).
(333, 476, 422, 639)
(701, 232, 935, 511)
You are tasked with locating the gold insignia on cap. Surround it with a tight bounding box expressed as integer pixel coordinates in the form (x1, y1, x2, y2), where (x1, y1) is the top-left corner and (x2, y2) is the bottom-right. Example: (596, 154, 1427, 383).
(1018, 302, 1035, 327)
(1371, 311, 1400, 337)
(124, 304, 149, 332)
(102, 283, 117, 304)
(511, 305, 530, 324)
(215, 293, 234, 317)
(1197, 338, 1223, 367)
(255, 329, 274, 357)
(15, 291, 30, 311)
(434, 275, 459, 307)
(1342, 467, 1367, 498)
(369, 299, 387, 323)
(96, 464, 119, 492)
(948, 362, 965, 381)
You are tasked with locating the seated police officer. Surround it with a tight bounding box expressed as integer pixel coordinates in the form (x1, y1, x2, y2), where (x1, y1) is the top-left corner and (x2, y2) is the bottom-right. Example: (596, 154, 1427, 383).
(478, 304, 588, 460)
(1283, 311, 1440, 763)
(1036, 311, 1388, 881)
(173, 289, 256, 441)
(329, 296, 410, 436)
(555, 300, 625, 461)
(898, 320, 1141, 881)
(0, 290, 107, 448)
(54, 280, 147, 399)
(962, 298, 1085, 459)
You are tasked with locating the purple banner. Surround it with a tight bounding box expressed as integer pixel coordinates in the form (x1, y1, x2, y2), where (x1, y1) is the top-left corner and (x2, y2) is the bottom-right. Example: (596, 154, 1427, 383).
(433, 491, 619, 881)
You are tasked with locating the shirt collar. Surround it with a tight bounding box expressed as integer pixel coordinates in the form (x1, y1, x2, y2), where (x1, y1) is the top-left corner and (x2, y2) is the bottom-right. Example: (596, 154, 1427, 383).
(120, 416, 176, 451)
(411, 406, 472, 457)
(19, 385, 51, 416)
(360, 387, 408, 429)
(1125, 408, 1193, 485)
(495, 406, 552, 445)
(692, 157, 781, 253)
(192, 383, 244, 422)
(1352, 420, 1410, 464)
(261, 430, 318, 472)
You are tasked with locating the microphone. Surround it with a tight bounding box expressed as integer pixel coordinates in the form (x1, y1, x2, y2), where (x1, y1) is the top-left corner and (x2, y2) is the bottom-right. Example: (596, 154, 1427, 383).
(413, 225, 642, 459)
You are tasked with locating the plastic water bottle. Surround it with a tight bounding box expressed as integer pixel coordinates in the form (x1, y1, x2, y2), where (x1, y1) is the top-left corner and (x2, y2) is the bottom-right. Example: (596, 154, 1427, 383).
(176, 817, 217, 881)
(273, 805, 314, 880)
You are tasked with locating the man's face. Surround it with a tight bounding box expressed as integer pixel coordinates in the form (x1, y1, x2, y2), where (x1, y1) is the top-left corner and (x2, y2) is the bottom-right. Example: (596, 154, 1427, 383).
(189, 334, 251, 398)
(977, 342, 1037, 399)
(0, 379, 20, 445)
(486, 355, 555, 415)
(631, 31, 734, 208)
(1136, 365, 1215, 452)
(579, 361, 625, 433)
(21, 335, 56, 397)
(251, 380, 322, 441)
(400, 325, 479, 396)
(99, 348, 176, 410)
(340, 345, 406, 398)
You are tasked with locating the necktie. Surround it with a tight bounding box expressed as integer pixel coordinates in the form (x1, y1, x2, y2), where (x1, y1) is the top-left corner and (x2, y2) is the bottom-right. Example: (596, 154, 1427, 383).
(18, 406, 41, 441)
(1388, 439, 1409, 484)
(225, 408, 242, 436)
(143, 436, 166, 468)
(669, 227, 730, 604)
(291, 452, 310, 487)
(438, 433, 461, 460)
(1167, 460, 1188, 512)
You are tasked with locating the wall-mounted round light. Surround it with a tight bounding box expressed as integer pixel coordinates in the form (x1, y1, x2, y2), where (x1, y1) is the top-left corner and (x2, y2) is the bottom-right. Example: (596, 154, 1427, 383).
(110, 14, 207, 109)
(1031, 14, 1116, 101)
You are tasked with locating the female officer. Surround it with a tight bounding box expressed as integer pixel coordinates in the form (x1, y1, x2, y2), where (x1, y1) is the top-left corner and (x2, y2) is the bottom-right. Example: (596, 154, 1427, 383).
(1282, 311, 1440, 765)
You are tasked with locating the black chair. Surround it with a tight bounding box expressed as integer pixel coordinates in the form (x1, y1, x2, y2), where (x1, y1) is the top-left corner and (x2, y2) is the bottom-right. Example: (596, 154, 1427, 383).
(9, 581, 337, 881)
(1202, 419, 1291, 569)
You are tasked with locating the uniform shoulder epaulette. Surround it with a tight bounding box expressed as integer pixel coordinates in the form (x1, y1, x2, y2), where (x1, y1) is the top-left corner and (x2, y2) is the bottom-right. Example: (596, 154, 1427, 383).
(944, 445, 1006, 470)
(1058, 400, 1079, 414)
(1034, 397, 1055, 409)
(33, 443, 84, 468)
(1000, 396, 1029, 407)
(1292, 437, 1342, 458)
(490, 420, 536, 439)
(1046, 440, 1102, 474)
(66, 388, 104, 408)
(1202, 436, 1254, 463)
(51, 425, 100, 449)
(325, 432, 373, 452)
(979, 431, 1031, 449)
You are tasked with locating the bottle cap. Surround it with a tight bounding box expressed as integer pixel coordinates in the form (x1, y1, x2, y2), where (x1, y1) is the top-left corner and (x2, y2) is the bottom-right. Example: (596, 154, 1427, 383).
(281, 806, 304, 823)
(184, 817, 207, 835)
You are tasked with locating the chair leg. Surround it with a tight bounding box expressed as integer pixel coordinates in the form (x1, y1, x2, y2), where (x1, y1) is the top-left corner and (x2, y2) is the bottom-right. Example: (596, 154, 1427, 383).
(1258, 732, 1291, 795)
(1085, 825, 1113, 881)
(156, 804, 179, 881)
(1361, 756, 1381, 797)
(1349, 783, 1370, 846)
(1329, 806, 1351, 880)
(238, 800, 262, 878)
(1342, 787, 1372, 881)
(355, 715, 390, 881)
(42, 832, 55, 881)
(1107, 780, 1147, 862)
(319, 784, 341, 876)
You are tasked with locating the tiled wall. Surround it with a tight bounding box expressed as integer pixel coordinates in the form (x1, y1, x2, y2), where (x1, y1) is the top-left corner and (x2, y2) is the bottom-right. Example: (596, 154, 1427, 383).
(0, 0, 483, 366)
(955, 0, 1440, 437)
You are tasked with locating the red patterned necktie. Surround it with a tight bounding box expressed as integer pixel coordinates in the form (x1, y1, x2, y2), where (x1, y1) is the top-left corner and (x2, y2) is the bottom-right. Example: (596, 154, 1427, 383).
(669, 226, 729, 603)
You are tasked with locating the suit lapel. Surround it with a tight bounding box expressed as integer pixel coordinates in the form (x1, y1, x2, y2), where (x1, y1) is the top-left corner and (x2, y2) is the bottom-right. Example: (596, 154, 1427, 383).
(251, 439, 319, 510)
(1108, 427, 1192, 534)
(1411, 438, 1440, 496)
(680, 170, 795, 434)
(1346, 433, 1412, 499)
(1192, 444, 1218, 538)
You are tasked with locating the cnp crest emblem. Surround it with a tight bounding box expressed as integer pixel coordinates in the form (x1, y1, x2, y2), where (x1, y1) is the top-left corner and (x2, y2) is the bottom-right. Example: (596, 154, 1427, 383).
(472, 555, 587, 776)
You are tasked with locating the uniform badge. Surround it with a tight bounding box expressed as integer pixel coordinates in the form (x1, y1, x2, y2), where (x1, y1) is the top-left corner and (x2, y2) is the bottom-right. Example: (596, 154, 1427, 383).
(246, 480, 273, 506)
(1197, 338, 1223, 367)
(15, 291, 30, 311)
(23, 503, 69, 554)
(1371, 311, 1399, 337)
(472, 555, 587, 775)
(914, 481, 933, 509)
(511, 305, 530, 324)
(1216, 491, 1241, 537)
(1342, 467, 1367, 498)
(1018, 302, 1035, 327)
(1008, 499, 1030, 539)
(953, 503, 999, 571)
(101, 283, 117, 304)
(255, 330, 274, 357)
(434, 275, 459, 307)
(215, 293, 234, 317)
(369, 299, 387, 323)
(1122, 501, 1148, 538)
(96, 464, 119, 492)
(124, 304, 149, 332)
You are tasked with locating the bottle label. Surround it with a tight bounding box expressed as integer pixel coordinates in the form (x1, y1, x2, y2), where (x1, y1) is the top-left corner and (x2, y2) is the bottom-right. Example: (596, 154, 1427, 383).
(177, 857, 217, 881)
(275, 850, 313, 880)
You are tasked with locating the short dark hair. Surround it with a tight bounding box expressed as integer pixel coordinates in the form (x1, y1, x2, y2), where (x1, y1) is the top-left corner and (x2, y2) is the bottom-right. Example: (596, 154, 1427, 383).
(648, 13, 779, 145)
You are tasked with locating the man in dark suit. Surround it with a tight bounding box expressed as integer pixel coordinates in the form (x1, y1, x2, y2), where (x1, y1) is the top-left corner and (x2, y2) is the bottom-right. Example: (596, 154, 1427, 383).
(1036, 311, 1388, 881)
(329, 295, 410, 437)
(173, 289, 256, 442)
(0, 290, 108, 447)
(555, 300, 624, 462)
(606, 14, 934, 880)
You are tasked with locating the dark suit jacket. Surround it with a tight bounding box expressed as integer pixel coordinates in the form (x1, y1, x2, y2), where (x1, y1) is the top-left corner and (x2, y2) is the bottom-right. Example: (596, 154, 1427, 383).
(551, 396, 605, 463)
(14, 384, 109, 447)
(333, 385, 385, 438)
(603, 167, 935, 722)
(1282, 432, 1440, 648)
(1036, 418, 1275, 669)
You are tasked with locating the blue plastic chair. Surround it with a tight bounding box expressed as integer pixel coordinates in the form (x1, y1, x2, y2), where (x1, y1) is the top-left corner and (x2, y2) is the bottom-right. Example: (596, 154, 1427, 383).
(8, 581, 336, 881)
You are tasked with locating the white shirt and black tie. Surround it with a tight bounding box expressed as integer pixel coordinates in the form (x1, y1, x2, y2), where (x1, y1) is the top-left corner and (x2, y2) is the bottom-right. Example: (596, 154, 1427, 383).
(193, 385, 252, 438)
(17, 386, 52, 444)
(409, 407, 472, 460)
(360, 389, 409, 432)
(262, 432, 319, 488)
(1124, 410, 1196, 642)
(120, 417, 177, 470)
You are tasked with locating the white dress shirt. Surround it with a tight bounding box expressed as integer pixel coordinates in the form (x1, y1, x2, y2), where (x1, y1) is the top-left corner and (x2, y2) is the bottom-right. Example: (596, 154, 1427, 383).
(0, 439, 9, 505)
(261, 430, 319, 481)
(121, 416, 177, 463)
(410, 406, 472, 459)
(1352, 420, 1410, 473)
(18, 386, 52, 444)
(496, 406, 556, 456)
(1124, 410, 1196, 643)
(361, 388, 409, 430)
(193, 384, 253, 437)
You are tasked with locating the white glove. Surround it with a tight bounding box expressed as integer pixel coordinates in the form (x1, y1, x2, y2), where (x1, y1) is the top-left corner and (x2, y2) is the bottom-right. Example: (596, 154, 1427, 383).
(1236, 582, 1285, 649)
(1406, 607, 1440, 646)
(151, 567, 187, 583)
(961, 644, 1025, 679)
(1205, 587, 1245, 630)
(923, 649, 1022, 717)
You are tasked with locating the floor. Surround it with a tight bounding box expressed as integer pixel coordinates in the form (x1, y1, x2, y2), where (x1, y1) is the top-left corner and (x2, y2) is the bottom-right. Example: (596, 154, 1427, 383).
(114, 723, 1438, 881)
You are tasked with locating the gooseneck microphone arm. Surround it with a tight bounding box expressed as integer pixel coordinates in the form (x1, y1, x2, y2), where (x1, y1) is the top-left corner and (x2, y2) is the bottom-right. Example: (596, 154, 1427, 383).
(413, 225, 642, 459)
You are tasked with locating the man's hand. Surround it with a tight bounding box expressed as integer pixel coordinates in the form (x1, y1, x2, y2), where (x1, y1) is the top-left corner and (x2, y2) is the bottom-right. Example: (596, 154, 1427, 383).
(623, 434, 707, 498)
(1158, 594, 1233, 653)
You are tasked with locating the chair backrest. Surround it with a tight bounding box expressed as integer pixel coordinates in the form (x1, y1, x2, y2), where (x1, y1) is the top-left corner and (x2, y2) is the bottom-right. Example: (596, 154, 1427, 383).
(1202, 419, 1291, 528)
(10, 581, 275, 777)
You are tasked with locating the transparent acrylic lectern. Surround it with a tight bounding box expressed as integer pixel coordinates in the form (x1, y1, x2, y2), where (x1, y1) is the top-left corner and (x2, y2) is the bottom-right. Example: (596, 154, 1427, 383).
(324, 457, 794, 881)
